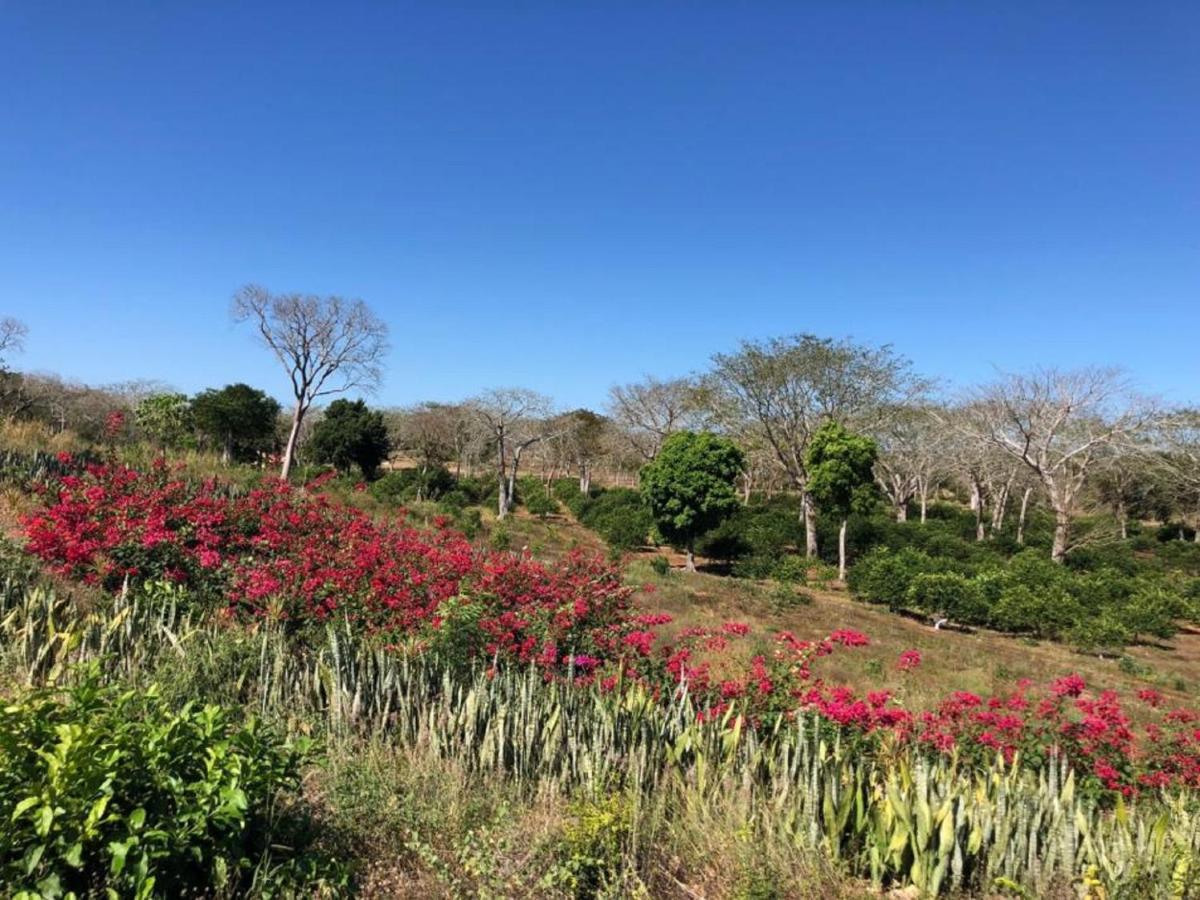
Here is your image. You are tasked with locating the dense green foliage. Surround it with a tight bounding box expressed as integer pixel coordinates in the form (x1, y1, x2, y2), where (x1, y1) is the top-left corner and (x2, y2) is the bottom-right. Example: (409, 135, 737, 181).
(640, 431, 744, 562)
(308, 399, 390, 479)
(849, 544, 1199, 649)
(192, 383, 281, 463)
(805, 422, 879, 524)
(133, 392, 194, 451)
(0, 675, 335, 898)
(370, 465, 456, 504)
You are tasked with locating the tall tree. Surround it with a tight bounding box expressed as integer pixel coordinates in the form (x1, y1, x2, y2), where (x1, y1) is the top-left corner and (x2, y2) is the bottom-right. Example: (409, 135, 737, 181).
(0, 317, 29, 418)
(560, 408, 608, 494)
(805, 422, 878, 580)
(232, 285, 389, 479)
(873, 406, 945, 522)
(955, 367, 1151, 563)
(640, 431, 745, 572)
(607, 376, 697, 461)
(192, 383, 281, 464)
(308, 399, 391, 480)
(706, 334, 924, 557)
(1155, 410, 1200, 541)
(0, 317, 26, 367)
(468, 388, 556, 519)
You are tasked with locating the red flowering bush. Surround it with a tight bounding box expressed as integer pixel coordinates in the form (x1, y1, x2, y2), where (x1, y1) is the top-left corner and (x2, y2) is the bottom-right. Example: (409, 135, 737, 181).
(23, 460, 637, 672)
(21, 460, 1200, 799)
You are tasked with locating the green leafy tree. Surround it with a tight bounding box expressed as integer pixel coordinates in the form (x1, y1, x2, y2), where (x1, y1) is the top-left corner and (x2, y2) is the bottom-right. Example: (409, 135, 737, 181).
(133, 392, 193, 451)
(805, 422, 878, 580)
(640, 431, 744, 571)
(191, 383, 281, 464)
(308, 399, 391, 479)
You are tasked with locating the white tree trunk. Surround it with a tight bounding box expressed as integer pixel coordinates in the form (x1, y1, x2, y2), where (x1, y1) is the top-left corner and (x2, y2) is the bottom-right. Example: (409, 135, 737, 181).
(803, 491, 818, 558)
(1016, 486, 1032, 546)
(1051, 507, 1070, 564)
(970, 482, 986, 542)
(838, 519, 848, 581)
(685, 544, 696, 572)
(281, 404, 304, 480)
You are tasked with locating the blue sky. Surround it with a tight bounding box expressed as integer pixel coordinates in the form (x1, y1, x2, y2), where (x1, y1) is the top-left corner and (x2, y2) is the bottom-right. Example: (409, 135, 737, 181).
(2, 2, 1197, 409)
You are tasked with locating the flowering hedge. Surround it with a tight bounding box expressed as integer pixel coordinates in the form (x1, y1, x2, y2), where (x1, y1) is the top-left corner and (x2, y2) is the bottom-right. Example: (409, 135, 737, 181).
(21, 457, 1200, 798)
(23, 459, 636, 672)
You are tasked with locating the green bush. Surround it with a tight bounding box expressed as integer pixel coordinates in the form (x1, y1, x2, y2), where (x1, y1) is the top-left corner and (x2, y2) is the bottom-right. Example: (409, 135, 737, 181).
(371, 466, 456, 504)
(0, 674, 339, 897)
(649, 555, 671, 577)
(771, 555, 809, 585)
(905, 572, 987, 622)
(577, 489, 653, 552)
(847, 547, 947, 610)
(517, 478, 560, 518)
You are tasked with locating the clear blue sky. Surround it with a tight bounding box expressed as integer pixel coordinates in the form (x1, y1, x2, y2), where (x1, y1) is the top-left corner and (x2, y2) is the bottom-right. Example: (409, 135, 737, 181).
(2, 2, 1197, 409)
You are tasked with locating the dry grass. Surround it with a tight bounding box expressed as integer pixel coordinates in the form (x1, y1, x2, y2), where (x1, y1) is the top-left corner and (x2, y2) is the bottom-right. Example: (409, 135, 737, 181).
(626, 560, 1199, 715)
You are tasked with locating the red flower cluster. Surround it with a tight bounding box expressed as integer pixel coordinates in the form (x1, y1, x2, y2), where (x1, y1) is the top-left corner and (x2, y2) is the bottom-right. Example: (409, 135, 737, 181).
(22, 459, 1200, 798)
(23, 460, 637, 671)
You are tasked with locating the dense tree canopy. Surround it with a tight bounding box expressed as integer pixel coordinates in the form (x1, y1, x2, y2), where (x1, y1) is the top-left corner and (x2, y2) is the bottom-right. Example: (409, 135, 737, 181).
(640, 431, 744, 571)
(805, 422, 879, 578)
(192, 383, 281, 464)
(308, 399, 391, 479)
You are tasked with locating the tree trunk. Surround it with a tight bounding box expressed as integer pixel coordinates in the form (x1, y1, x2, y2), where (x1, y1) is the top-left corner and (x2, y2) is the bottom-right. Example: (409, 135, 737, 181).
(838, 519, 848, 581)
(281, 404, 304, 480)
(969, 480, 986, 541)
(496, 438, 509, 519)
(222, 432, 232, 466)
(1051, 508, 1070, 564)
(895, 502, 908, 523)
(1016, 486, 1032, 546)
(802, 491, 818, 558)
(991, 480, 1011, 535)
(919, 485, 928, 523)
(685, 541, 696, 573)
(579, 463, 591, 496)
(1115, 499, 1127, 540)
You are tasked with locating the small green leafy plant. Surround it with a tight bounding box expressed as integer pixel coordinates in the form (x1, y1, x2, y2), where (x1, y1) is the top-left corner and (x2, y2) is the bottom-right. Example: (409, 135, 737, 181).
(0, 671, 341, 898)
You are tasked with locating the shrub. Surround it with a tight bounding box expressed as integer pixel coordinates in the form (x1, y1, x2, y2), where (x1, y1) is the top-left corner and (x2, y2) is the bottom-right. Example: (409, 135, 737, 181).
(578, 489, 653, 552)
(649, 555, 671, 577)
(847, 547, 945, 610)
(905, 572, 987, 623)
(371, 466, 456, 504)
(1068, 613, 1134, 652)
(695, 517, 751, 565)
(518, 478, 560, 518)
(0, 674, 339, 897)
(771, 555, 809, 585)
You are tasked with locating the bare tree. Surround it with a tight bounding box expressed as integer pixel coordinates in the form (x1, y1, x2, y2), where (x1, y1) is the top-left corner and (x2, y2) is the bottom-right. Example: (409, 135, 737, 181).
(607, 376, 696, 462)
(468, 388, 556, 519)
(706, 335, 925, 557)
(1154, 410, 1200, 541)
(0, 317, 30, 417)
(232, 285, 389, 479)
(0, 317, 27, 365)
(873, 406, 945, 522)
(559, 409, 608, 494)
(954, 367, 1151, 563)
